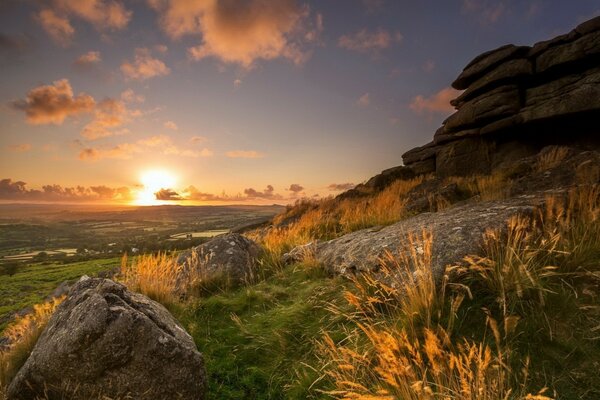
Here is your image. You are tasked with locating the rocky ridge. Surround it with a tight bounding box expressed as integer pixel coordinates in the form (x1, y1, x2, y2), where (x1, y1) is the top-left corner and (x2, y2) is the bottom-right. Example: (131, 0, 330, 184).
(402, 16, 600, 177)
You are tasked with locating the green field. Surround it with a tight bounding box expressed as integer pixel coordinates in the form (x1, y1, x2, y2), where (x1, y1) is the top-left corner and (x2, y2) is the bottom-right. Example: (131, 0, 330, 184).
(0, 258, 120, 331)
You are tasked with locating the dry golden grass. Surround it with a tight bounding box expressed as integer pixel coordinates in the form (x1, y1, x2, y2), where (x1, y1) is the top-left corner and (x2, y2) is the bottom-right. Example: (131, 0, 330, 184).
(447, 172, 511, 201)
(318, 230, 546, 399)
(119, 253, 182, 305)
(534, 146, 571, 172)
(0, 297, 64, 395)
(260, 177, 424, 260)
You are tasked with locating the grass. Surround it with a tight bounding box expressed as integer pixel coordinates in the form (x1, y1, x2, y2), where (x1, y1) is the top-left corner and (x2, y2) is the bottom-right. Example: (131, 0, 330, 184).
(0, 257, 119, 332)
(2, 179, 600, 399)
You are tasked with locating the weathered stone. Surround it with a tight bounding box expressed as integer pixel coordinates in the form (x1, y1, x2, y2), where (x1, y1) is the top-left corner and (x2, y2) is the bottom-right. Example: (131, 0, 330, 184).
(435, 138, 495, 177)
(575, 15, 600, 35)
(452, 45, 530, 90)
(434, 126, 480, 145)
(536, 30, 600, 73)
(312, 196, 543, 280)
(452, 59, 532, 106)
(364, 166, 416, 190)
(402, 141, 438, 164)
(177, 233, 261, 291)
(443, 85, 521, 133)
(528, 31, 580, 58)
(7, 277, 206, 400)
(408, 158, 436, 175)
(521, 66, 600, 122)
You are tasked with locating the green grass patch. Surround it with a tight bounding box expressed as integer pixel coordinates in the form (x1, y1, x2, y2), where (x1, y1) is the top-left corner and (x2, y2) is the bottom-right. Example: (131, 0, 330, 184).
(0, 258, 119, 332)
(174, 264, 348, 399)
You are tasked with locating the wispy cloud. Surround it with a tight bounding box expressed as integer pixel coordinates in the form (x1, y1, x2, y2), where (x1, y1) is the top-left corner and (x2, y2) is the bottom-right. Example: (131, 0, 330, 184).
(338, 28, 402, 54)
(226, 150, 264, 159)
(357, 93, 371, 107)
(164, 120, 178, 130)
(409, 87, 460, 115)
(35, 0, 131, 46)
(462, 0, 507, 24)
(121, 48, 170, 81)
(6, 143, 32, 153)
(73, 51, 101, 70)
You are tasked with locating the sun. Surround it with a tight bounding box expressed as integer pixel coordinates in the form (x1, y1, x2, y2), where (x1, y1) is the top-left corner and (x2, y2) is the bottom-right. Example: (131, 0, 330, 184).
(135, 169, 177, 205)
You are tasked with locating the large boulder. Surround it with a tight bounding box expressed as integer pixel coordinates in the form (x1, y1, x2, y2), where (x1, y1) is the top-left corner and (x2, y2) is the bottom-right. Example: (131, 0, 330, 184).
(177, 233, 261, 290)
(7, 277, 207, 400)
(289, 196, 545, 281)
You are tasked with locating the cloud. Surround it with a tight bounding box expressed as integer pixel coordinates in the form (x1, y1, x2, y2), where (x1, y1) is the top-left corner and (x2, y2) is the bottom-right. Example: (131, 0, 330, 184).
(423, 60, 435, 72)
(35, 9, 74, 46)
(11, 79, 95, 125)
(121, 48, 170, 80)
(183, 185, 240, 202)
(78, 143, 141, 161)
(226, 150, 264, 159)
(328, 183, 355, 191)
(164, 120, 178, 130)
(73, 51, 101, 69)
(36, 0, 131, 45)
(190, 135, 207, 144)
(357, 93, 370, 107)
(287, 184, 304, 193)
(244, 185, 282, 199)
(149, 0, 321, 68)
(233, 79, 242, 88)
(409, 87, 460, 115)
(462, 0, 507, 23)
(6, 144, 32, 153)
(155, 188, 183, 201)
(155, 44, 168, 53)
(338, 28, 402, 54)
(81, 98, 131, 140)
(0, 178, 133, 202)
(141, 135, 213, 157)
(120, 89, 145, 103)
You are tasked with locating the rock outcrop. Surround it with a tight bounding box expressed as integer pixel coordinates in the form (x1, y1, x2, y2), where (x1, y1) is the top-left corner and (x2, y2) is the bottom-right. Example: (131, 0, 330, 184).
(7, 277, 207, 400)
(287, 195, 547, 279)
(402, 16, 600, 177)
(177, 233, 261, 290)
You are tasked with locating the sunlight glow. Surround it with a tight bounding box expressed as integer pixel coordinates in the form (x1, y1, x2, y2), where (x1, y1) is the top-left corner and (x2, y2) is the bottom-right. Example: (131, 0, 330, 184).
(135, 169, 177, 206)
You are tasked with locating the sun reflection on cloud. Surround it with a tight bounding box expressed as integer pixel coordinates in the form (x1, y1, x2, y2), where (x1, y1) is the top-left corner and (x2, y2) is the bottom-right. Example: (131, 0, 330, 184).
(135, 169, 177, 206)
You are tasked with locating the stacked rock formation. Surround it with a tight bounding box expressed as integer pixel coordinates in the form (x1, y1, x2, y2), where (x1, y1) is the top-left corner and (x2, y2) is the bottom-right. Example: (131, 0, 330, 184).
(403, 16, 600, 177)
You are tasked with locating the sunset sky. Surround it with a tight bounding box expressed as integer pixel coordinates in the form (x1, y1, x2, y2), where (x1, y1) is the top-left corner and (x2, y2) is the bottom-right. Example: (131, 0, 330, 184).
(1, 0, 598, 205)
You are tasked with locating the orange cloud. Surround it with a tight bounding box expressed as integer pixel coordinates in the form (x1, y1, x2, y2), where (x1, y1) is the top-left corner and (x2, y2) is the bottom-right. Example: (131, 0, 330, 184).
(12, 79, 95, 125)
(36, 9, 74, 46)
(164, 120, 178, 130)
(149, 0, 320, 68)
(155, 188, 183, 201)
(226, 150, 264, 159)
(78, 143, 141, 161)
(120, 89, 145, 103)
(121, 48, 170, 81)
(288, 184, 304, 193)
(338, 28, 402, 54)
(6, 144, 32, 153)
(73, 51, 101, 69)
(81, 98, 131, 140)
(244, 185, 282, 199)
(409, 87, 460, 115)
(0, 178, 133, 202)
(357, 93, 371, 107)
(36, 0, 131, 45)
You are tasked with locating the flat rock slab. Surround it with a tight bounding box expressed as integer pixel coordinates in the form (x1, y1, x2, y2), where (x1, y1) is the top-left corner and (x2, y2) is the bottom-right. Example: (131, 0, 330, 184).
(311, 196, 546, 280)
(7, 277, 207, 400)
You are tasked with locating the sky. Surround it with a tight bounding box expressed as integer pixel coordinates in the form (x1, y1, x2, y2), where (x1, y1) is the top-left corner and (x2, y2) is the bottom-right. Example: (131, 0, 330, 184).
(0, 0, 598, 205)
